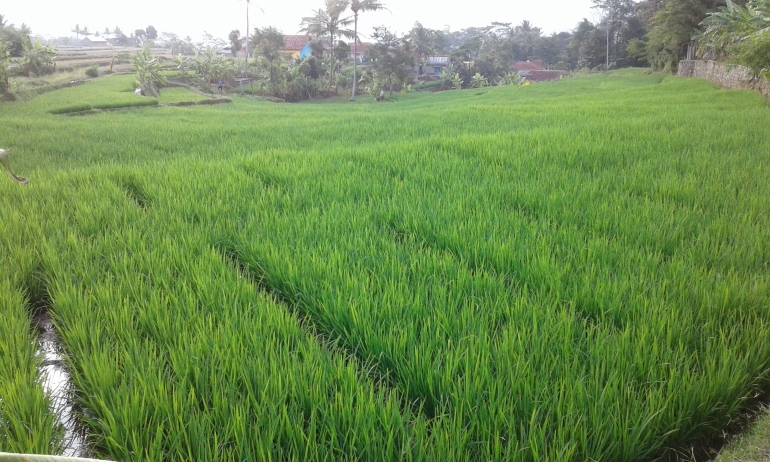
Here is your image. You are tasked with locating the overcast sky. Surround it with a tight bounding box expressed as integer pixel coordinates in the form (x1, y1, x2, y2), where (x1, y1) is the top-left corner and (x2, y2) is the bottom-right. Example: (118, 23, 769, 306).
(4, 0, 601, 43)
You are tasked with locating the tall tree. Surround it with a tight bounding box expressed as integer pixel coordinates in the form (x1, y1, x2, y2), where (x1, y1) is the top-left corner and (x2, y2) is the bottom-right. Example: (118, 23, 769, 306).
(569, 18, 607, 69)
(72, 24, 81, 40)
(250, 26, 286, 94)
(592, 0, 636, 68)
(229, 30, 243, 57)
(368, 26, 414, 95)
(409, 22, 435, 75)
(643, 0, 730, 71)
(349, 0, 387, 100)
(300, 0, 355, 89)
(82, 26, 90, 37)
(513, 20, 542, 61)
(145, 25, 158, 40)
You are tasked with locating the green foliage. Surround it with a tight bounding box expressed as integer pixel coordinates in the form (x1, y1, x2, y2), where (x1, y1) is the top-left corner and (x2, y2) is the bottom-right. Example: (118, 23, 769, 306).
(20, 39, 56, 77)
(368, 27, 415, 95)
(438, 65, 455, 89)
(498, 71, 524, 86)
(2, 70, 770, 461)
(48, 99, 159, 114)
(698, 0, 770, 74)
(300, 0, 356, 89)
(644, 0, 725, 71)
(228, 30, 242, 55)
(0, 42, 10, 94)
(190, 48, 238, 89)
(250, 27, 286, 95)
(131, 46, 166, 97)
(0, 22, 31, 58)
(470, 72, 488, 88)
(0, 281, 61, 454)
(85, 65, 99, 78)
(451, 72, 462, 89)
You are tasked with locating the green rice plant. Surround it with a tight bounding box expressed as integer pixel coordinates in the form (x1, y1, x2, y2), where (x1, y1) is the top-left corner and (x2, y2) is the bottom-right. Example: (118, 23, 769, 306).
(0, 69, 769, 461)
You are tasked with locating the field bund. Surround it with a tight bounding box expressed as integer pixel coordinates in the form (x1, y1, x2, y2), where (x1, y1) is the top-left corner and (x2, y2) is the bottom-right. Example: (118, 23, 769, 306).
(0, 70, 769, 461)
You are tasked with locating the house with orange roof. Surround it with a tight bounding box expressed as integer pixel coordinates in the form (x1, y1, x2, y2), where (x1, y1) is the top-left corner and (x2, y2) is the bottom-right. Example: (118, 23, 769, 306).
(282, 35, 312, 60)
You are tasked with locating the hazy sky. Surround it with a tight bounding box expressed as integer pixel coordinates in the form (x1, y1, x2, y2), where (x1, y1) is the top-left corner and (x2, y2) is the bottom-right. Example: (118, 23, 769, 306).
(4, 0, 601, 43)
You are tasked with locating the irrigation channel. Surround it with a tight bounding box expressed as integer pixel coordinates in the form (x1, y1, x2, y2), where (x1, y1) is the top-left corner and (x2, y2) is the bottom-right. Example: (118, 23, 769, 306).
(33, 311, 88, 458)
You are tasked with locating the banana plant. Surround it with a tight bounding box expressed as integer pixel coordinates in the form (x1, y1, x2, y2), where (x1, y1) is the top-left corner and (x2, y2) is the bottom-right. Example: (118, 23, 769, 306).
(0, 149, 28, 184)
(698, 0, 770, 73)
(174, 54, 190, 76)
(20, 39, 56, 77)
(131, 47, 167, 97)
(470, 72, 488, 88)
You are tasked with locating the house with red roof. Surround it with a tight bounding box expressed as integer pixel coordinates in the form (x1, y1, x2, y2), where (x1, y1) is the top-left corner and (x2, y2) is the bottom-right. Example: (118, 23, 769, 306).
(512, 60, 567, 82)
(282, 35, 312, 60)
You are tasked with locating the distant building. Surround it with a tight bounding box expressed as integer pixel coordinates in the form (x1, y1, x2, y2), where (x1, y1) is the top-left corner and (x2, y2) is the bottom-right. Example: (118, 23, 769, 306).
(512, 60, 567, 82)
(418, 56, 450, 76)
(281, 35, 312, 60)
(101, 34, 120, 45)
(350, 42, 372, 63)
(80, 36, 109, 47)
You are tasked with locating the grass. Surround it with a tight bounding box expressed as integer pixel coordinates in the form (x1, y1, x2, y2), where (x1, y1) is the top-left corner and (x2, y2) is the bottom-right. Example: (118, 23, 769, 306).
(715, 406, 770, 461)
(0, 69, 768, 461)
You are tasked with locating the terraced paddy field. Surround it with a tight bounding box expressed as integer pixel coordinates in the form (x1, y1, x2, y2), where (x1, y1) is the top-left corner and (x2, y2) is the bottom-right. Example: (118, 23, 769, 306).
(0, 70, 769, 461)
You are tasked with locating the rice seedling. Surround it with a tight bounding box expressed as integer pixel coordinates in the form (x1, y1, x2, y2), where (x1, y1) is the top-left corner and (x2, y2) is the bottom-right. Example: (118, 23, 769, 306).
(0, 69, 768, 461)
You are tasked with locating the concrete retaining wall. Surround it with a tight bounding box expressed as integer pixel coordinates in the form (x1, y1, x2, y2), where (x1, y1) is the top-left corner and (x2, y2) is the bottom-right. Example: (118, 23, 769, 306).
(678, 60, 770, 98)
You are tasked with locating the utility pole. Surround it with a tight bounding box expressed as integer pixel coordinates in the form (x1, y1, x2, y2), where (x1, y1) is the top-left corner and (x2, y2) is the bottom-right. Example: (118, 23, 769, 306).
(245, 0, 250, 73)
(605, 11, 610, 70)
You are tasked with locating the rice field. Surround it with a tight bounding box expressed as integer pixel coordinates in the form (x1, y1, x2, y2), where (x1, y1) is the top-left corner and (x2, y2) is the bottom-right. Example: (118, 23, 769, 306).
(0, 69, 769, 461)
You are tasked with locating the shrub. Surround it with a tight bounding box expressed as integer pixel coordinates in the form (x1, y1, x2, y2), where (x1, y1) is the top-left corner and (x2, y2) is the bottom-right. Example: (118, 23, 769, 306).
(85, 65, 100, 79)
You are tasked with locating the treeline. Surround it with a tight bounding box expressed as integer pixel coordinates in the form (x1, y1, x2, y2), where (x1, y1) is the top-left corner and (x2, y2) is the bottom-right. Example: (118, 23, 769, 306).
(0, 14, 56, 92)
(399, 0, 759, 73)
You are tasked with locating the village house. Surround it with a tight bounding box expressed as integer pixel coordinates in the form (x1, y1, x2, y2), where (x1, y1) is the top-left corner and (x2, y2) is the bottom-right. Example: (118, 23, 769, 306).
(281, 35, 312, 60)
(350, 42, 372, 63)
(80, 36, 109, 47)
(418, 56, 450, 76)
(512, 60, 568, 81)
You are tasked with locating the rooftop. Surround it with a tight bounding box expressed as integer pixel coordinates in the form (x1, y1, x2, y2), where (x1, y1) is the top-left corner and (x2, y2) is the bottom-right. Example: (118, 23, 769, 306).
(282, 35, 311, 50)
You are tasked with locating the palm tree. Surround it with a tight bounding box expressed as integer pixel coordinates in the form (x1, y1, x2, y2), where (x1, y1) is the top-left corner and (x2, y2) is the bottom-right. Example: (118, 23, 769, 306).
(0, 149, 28, 184)
(349, 0, 388, 100)
(513, 20, 541, 61)
(82, 26, 91, 37)
(0, 15, 10, 30)
(72, 24, 81, 40)
(300, 0, 356, 90)
(409, 22, 434, 76)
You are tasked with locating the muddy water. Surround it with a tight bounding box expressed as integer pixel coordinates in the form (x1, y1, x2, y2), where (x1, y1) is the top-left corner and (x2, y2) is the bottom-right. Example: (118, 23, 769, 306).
(35, 312, 89, 458)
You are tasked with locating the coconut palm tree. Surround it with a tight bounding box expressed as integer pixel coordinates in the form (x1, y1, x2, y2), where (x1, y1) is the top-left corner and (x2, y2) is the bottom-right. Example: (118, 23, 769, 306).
(409, 22, 434, 76)
(300, 0, 356, 90)
(0, 149, 28, 184)
(513, 20, 541, 61)
(349, 0, 388, 100)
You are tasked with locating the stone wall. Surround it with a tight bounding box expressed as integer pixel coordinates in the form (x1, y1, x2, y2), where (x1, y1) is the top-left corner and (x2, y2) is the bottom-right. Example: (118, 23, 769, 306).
(678, 60, 770, 98)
